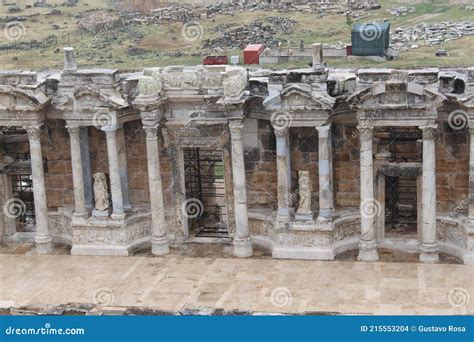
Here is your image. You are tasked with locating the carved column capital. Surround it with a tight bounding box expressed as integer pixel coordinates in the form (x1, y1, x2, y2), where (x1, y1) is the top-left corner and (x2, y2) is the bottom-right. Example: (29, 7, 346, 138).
(144, 125, 160, 140)
(274, 127, 289, 138)
(316, 124, 331, 138)
(420, 125, 437, 140)
(24, 125, 42, 140)
(229, 120, 244, 139)
(66, 125, 81, 135)
(357, 125, 373, 141)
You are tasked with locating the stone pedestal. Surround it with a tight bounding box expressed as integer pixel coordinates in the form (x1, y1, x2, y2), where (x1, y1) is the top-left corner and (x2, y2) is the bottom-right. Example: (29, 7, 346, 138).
(419, 125, 439, 263)
(229, 120, 252, 257)
(25, 125, 52, 254)
(357, 126, 379, 262)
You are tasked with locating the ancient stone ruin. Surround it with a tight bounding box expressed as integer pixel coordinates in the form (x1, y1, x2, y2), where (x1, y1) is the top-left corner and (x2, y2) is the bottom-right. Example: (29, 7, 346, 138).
(0, 48, 473, 265)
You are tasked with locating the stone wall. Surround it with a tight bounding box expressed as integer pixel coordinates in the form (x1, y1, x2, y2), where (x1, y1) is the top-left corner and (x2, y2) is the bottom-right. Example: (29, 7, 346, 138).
(333, 123, 360, 208)
(244, 119, 277, 209)
(435, 121, 469, 213)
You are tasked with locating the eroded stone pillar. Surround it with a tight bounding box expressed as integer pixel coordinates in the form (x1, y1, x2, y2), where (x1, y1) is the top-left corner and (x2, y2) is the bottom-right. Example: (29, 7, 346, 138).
(79, 127, 93, 210)
(67, 125, 88, 219)
(116, 126, 131, 210)
(25, 125, 52, 254)
(102, 125, 125, 219)
(275, 127, 290, 227)
(358, 126, 379, 261)
(229, 120, 252, 257)
(316, 124, 334, 223)
(144, 125, 169, 255)
(420, 125, 439, 263)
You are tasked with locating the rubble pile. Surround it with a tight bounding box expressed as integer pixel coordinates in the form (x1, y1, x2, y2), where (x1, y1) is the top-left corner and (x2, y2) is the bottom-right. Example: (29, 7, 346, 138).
(386, 6, 416, 17)
(77, 13, 123, 33)
(391, 21, 474, 50)
(203, 17, 297, 50)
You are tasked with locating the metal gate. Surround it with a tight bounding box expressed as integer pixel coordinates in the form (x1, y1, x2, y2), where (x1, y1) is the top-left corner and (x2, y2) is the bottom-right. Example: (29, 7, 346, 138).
(384, 128, 420, 232)
(183, 146, 229, 238)
(11, 174, 36, 229)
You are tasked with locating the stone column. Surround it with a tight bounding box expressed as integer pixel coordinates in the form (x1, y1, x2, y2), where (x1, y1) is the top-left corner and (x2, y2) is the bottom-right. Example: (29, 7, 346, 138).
(420, 125, 439, 263)
(102, 125, 125, 219)
(316, 124, 334, 223)
(357, 126, 379, 261)
(275, 127, 290, 227)
(116, 126, 131, 210)
(67, 125, 88, 219)
(144, 125, 169, 255)
(229, 120, 252, 257)
(79, 127, 93, 210)
(468, 126, 474, 223)
(25, 125, 52, 254)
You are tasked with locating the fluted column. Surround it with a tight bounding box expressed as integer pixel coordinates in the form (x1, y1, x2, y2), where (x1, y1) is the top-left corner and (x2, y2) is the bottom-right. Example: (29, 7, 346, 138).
(25, 125, 52, 254)
(102, 125, 125, 219)
(358, 126, 379, 261)
(275, 127, 290, 227)
(420, 125, 439, 263)
(67, 125, 88, 219)
(144, 125, 169, 255)
(229, 120, 252, 257)
(316, 124, 334, 223)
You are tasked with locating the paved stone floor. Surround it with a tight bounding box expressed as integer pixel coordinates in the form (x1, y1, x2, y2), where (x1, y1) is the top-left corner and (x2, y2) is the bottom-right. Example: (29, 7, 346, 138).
(0, 244, 472, 315)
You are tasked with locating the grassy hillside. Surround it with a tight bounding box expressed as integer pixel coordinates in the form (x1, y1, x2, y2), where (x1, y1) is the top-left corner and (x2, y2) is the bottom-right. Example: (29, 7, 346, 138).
(0, 0, 472, 70)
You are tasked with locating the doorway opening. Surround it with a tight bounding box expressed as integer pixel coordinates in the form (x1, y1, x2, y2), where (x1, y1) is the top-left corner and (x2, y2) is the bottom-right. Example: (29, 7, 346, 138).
(11, 173, 36, 232)
(380, 127, 421, 236)
(183, 146, 229, 239)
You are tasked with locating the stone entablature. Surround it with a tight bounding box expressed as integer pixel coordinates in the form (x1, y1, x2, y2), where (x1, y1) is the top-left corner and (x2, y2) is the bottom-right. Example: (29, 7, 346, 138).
(0, 48, 473, 264)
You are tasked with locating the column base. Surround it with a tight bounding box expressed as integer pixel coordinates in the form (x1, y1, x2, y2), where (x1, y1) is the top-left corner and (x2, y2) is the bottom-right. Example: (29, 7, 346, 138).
(419, 243, 439, 263)
(357, 239, 379, 262)
(316, 215, 332, 224)
(276, 213, 291, 229)
(35, 236, 53, 254)
(233, 236, 253, 258)
(151, 235, 170, 256)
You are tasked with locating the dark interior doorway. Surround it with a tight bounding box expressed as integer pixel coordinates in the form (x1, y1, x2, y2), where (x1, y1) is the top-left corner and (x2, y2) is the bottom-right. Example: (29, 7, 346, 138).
(11, 174, 36, 232)
(380, 127, 421, 234)
(183, 146, 229, 238)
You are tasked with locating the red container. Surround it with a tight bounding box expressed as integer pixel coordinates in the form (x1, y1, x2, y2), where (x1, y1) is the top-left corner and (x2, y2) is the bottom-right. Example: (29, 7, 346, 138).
(346, 44, 352, 56)
(243, 44, 265, 65)
(203, 55, 228, 65)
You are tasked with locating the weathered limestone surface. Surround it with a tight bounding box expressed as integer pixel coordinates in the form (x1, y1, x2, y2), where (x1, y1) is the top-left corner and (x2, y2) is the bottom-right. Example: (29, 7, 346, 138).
(0, 48, 473, 263)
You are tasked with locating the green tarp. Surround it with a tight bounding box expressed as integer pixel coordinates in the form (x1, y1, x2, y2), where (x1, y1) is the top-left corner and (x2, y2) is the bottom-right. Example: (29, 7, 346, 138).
(351, 22, 390, 57)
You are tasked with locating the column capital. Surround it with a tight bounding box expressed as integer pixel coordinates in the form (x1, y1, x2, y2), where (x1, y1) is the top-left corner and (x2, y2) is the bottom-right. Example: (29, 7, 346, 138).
(101, 124, 119, 133)
(316, 124, 331, 138)
(419, 124, 437, 140)
(274, 127, 289, 138)
(229, 120, 244, 138)
(144, 124, 160, 140)
(469, 125, 474, 136)
(66, 125, 81, 135)
(24, 125, 42, 140)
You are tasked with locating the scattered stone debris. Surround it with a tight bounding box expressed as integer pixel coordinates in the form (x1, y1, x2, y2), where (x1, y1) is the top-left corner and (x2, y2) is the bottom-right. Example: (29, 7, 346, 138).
(386, 6, 416, 17)
(203, 17, 297, 50)
(77, 13, 123, 33)
(391, 21, 473, 51)
(435, 49, 448, 57)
